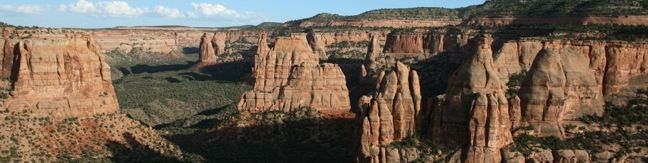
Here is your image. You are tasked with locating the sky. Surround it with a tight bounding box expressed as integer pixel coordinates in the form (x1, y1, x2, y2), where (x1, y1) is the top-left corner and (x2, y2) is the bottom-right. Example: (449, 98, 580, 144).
(0, 0, 486, 28)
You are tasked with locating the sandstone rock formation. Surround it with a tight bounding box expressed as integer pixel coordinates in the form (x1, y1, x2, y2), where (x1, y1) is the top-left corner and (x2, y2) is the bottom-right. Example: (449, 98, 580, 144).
(356, 61, 421, 163)
(424, 36, 513, 163)
(519, 42, 604, 137)
(91, 29, 183, 57)
(465, 16, 648, 27)
(383, 32, 425, 56)
(491, 39, 648, 136)
(198, 33, 217, 64)
(0, 29, 184, 161)
(307, 31, 328, 59)
(237, 33, 351, 113)
(1, 30, 119, 118)
(295, 19, 461, 28)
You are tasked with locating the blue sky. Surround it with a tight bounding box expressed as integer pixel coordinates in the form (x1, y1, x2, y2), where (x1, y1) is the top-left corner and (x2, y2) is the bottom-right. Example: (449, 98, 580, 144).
(0, 0, 485, 28)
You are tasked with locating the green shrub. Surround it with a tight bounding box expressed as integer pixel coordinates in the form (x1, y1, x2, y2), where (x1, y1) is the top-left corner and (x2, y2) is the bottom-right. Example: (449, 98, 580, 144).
(506, 71, 527, 98)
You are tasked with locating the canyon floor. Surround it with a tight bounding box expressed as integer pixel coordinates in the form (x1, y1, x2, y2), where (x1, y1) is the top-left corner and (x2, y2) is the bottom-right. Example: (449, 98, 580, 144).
(109, 52, 357, 162)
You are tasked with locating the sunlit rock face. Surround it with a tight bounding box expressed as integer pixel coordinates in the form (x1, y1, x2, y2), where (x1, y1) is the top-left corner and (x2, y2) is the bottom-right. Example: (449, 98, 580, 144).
(1, 29, 119, 118)
(356, 61, 422, 163)
(237, 33, 351, 113)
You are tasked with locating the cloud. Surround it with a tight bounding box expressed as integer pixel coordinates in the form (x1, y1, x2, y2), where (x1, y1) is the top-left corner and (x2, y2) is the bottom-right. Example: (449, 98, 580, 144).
(56, 0, 261, 23)
(154, 6, 184, 18)
(68, 0, 96, 13)
(190, 3, 242, 18)
(96, 1, 145, 17)
(62, 0, 145, 18)
(0, 4, 44, 14)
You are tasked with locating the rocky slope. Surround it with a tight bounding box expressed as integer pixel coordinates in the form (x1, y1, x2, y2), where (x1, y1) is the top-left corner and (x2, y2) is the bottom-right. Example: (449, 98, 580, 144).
(237, 33, 351, 113)
(0, 28, 186, 161)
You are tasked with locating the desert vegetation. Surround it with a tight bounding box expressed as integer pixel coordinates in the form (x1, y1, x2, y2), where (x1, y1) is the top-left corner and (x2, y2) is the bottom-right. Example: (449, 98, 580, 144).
(506, 89, 648, 158)
(111, 53, 251, 126)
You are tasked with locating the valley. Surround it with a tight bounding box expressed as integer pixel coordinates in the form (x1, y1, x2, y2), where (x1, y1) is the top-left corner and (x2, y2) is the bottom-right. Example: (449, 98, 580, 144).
(1, 0, 648, 162)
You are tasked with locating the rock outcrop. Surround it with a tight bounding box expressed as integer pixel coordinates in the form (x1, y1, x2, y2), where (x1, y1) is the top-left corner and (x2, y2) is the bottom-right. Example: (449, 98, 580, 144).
(295, 19, 462, 28)
(466, 16, 648, 27)
(307, 31, 328, 59)
(198, 33, 217, 64)
(383, 32, 426, 56)
(519, 42, 604, 137)
(491, 39, 648, 136)
(237, 33, 351, 113)
(424, 36, 513, 163)
(1, 30, 119, 118)
(91, 29, 184, 57)
(356, 61, 422, 163)
(0, 29, 184, 161)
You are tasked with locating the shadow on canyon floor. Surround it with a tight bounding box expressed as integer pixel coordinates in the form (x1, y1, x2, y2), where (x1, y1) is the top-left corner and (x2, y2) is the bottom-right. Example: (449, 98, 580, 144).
(128, 61, 197, 74)
(105, 133, 182, 163)
(161, 108, 357, 163)
(194, 61, 254, 82)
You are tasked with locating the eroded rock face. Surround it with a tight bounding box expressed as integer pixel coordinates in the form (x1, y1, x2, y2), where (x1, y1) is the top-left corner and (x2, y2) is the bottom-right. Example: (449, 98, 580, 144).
(383, 32, 425, 55)
(1, 30, 119, 118)
(198, 33, 217, 64)
(424, 36, 513, 163)
(356, 62, 421, 163)
(519, 43, 604, 137)
(0, 29, 184, 161)
(296, 19, 461, 28)
(237, 33, 351, 112)
(466, 16, 648, 27)
(307, 31, 328, 59)
(491, 39, 648, 137)
(91, 29, 183, 57)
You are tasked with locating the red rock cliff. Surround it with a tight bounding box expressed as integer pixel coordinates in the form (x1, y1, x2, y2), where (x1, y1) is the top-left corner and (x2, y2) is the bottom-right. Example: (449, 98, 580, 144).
(237, 33, 351, 113)
(0, 29, 119, 118)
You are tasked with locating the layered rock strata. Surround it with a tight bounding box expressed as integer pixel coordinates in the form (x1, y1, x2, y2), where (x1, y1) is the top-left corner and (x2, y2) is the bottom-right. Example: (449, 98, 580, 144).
(356, 61, 422, 163)
(424, 36, 513, 162)
(295, 19, 462, 28)
(1, 30, 119, 118)
(492, 39, 648, 136)
(519, 43, 604, 137)
(0, 29, 184, 161)
(237, 33, 351, 112)
(466, 16, 648, 27)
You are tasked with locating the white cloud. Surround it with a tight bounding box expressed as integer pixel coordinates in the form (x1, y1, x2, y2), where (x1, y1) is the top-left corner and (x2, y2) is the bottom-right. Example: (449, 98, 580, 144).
(96, 1, 145, 17)
(190, 3, 241, 18)
(68, 0, 96, 13)
(55, 0, 260, 22)
(0, 4, 44, 14)
(154, 6, 183, 18)
(62, 0, 144, 18)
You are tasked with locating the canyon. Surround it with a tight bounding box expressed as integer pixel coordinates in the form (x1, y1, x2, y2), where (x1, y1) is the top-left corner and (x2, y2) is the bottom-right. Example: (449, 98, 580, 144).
(1, 0, 648, 162)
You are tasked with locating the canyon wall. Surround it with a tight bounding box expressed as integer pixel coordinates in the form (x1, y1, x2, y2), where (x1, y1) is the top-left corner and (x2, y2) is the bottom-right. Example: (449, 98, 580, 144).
(465, 16, 648, 26)
(237, 33, 351, 113)
(297, 19, 461, 28)
(91, 29, 186, 57)
(0, 29, 119, 118)
(354, 30, 648, 162)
